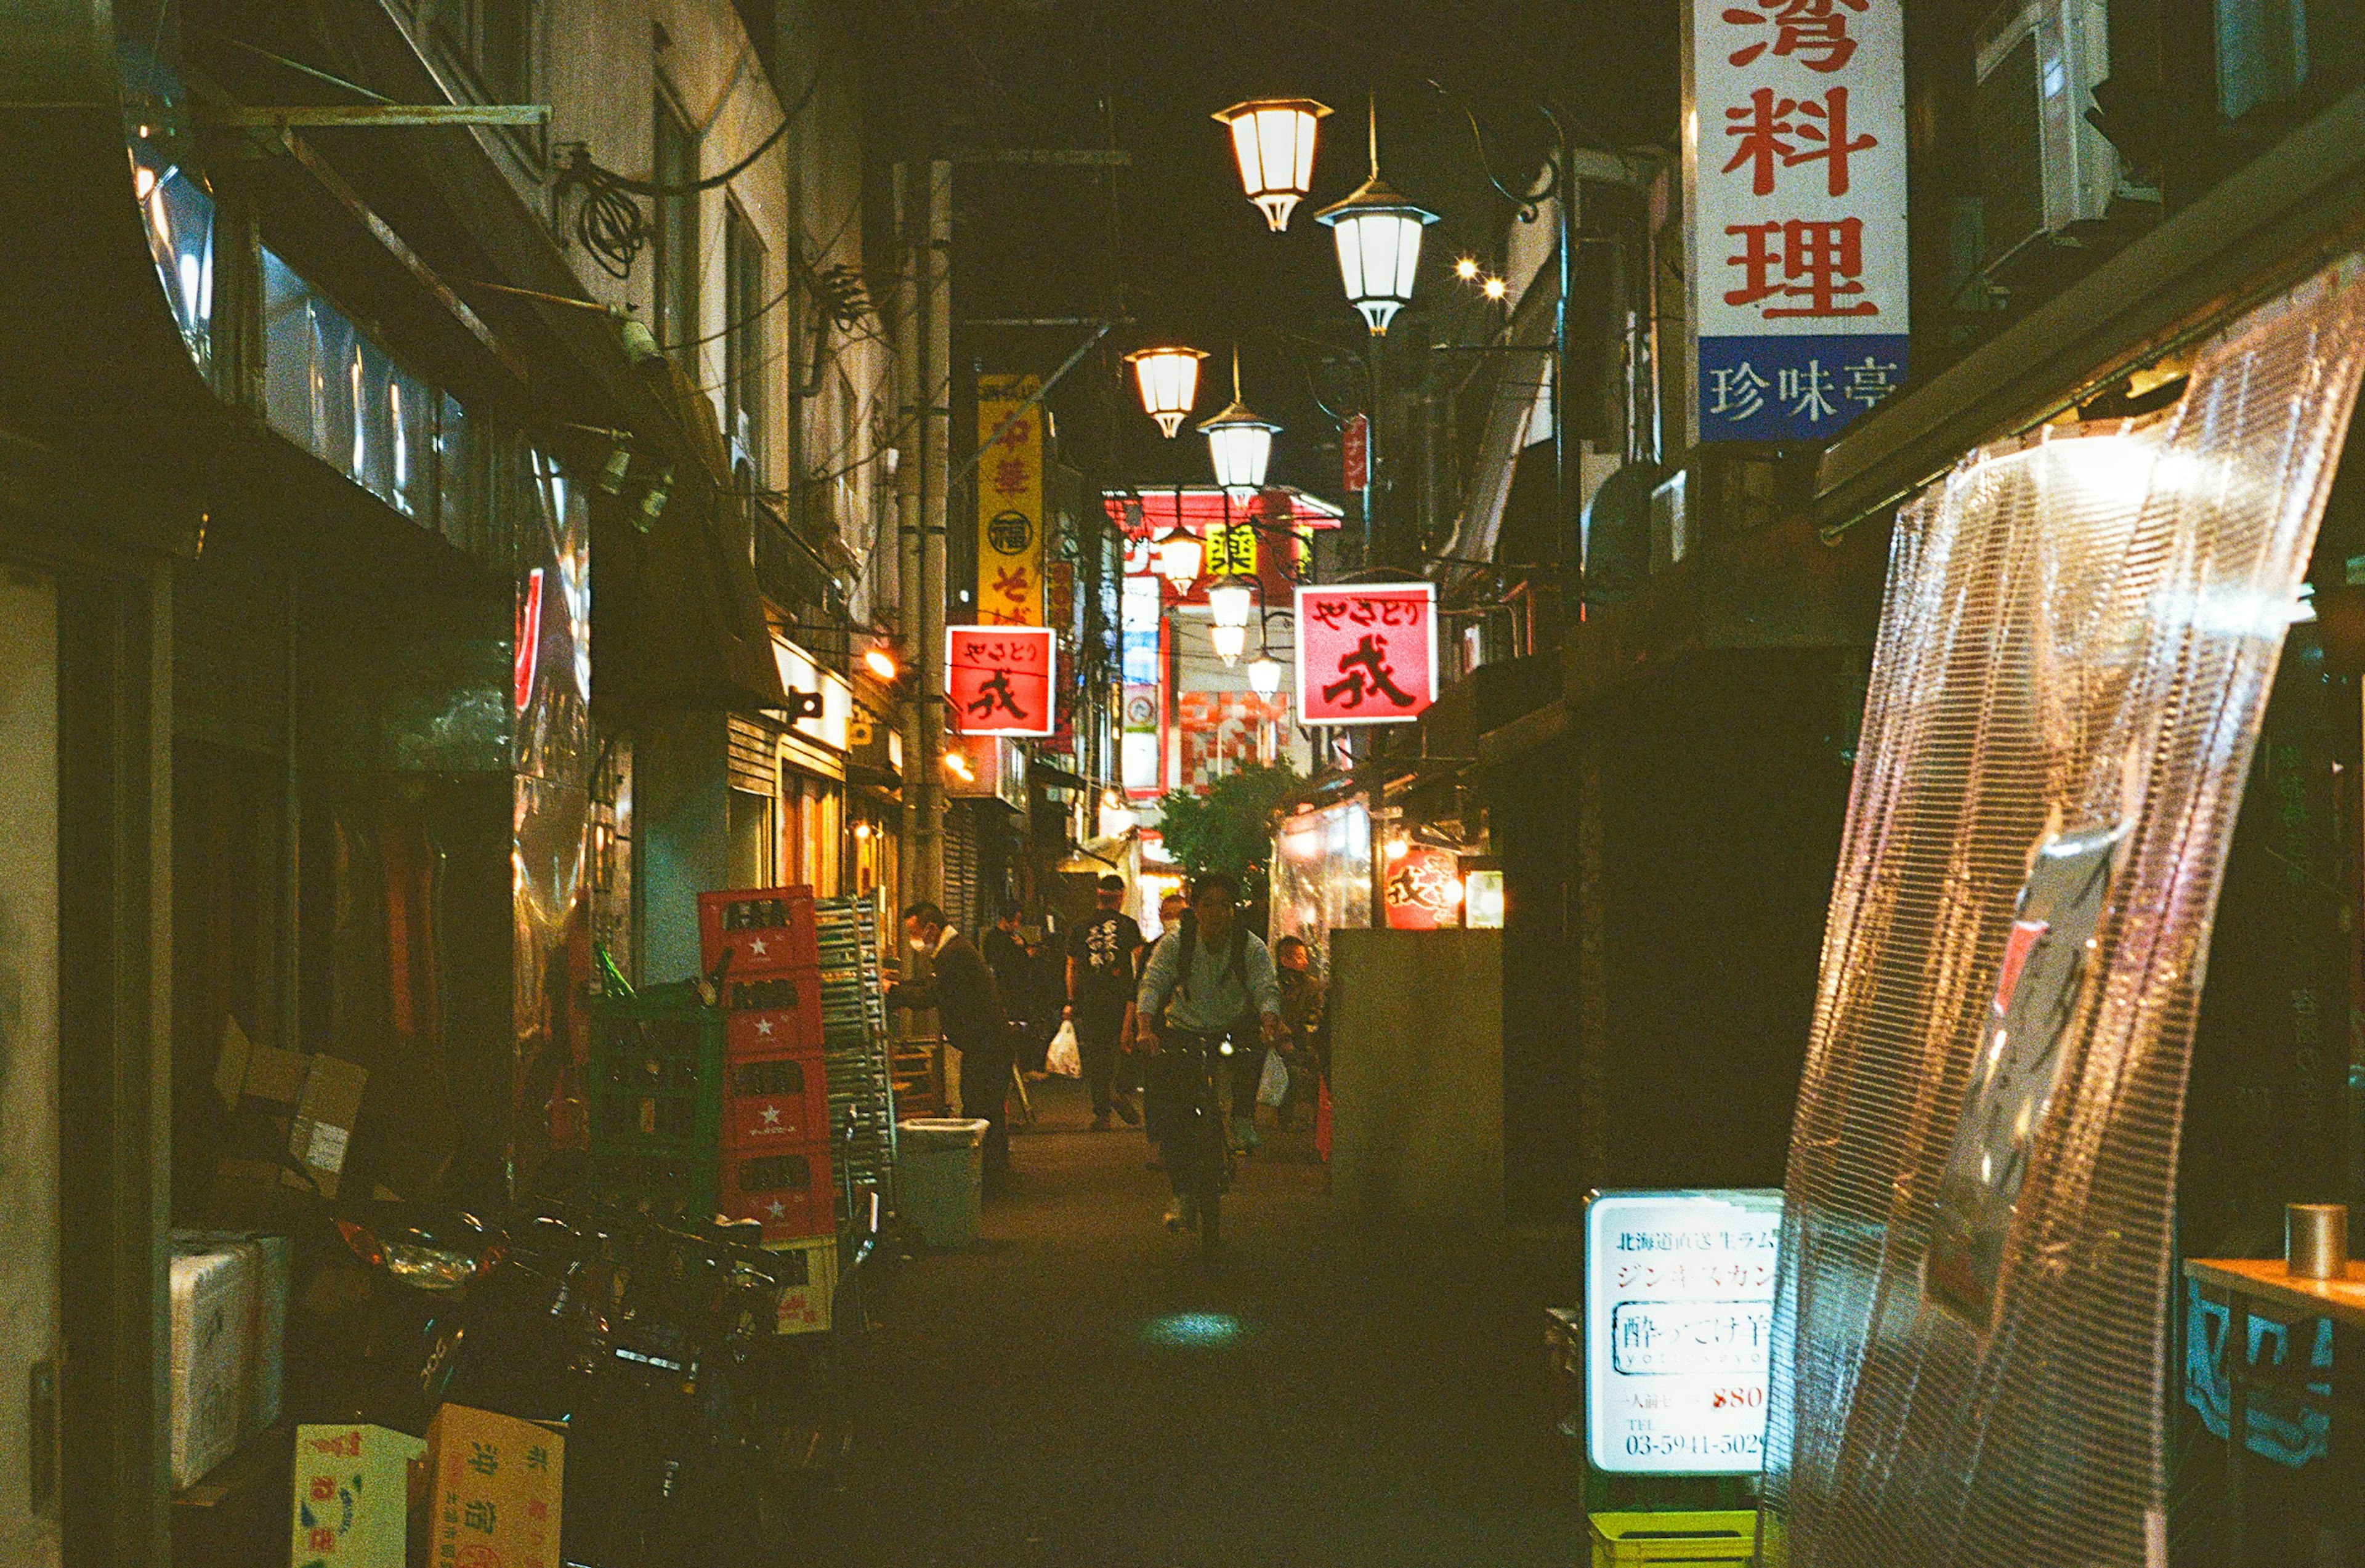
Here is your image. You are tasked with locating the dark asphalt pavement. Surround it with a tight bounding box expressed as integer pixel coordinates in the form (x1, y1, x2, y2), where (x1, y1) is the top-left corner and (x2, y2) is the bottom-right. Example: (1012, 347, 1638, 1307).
(806, 1076, 1587, 1567)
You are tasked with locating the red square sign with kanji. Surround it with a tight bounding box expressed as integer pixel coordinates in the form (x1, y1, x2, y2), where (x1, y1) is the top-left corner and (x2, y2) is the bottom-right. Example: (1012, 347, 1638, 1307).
(1295, 584, 1436, 726)
(947, 625, 1056, 736)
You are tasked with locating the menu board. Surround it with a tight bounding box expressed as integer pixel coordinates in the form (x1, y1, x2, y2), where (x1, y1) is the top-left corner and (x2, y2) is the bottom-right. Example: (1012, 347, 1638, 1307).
(1584, 1189, 1783, 1474)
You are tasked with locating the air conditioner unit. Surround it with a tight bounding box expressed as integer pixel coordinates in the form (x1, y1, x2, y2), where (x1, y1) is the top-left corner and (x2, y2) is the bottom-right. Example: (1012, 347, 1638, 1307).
(1975, 0, 2118, 271)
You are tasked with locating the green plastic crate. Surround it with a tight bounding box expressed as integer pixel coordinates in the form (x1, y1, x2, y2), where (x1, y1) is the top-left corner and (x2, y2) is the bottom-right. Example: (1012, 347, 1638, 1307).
(589, 989, 724, 1157)
(1588, 1512, 1757, 1568)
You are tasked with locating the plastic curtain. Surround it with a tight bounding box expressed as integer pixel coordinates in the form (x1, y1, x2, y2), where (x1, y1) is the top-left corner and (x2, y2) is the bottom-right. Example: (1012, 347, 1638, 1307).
(1760, 258, 2365, 1568)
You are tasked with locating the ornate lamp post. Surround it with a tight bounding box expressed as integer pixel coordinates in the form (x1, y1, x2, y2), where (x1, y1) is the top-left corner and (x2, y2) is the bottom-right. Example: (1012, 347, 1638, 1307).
(1213, 97, 1332, 233)
(1197, 348, 1279, 501)
(1123, 345, 1207, 438)
(1313, 95, 1437, 337)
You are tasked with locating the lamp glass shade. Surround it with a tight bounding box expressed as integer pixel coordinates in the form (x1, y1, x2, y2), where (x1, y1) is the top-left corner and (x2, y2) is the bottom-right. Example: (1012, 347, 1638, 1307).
(1155, 528, 1203, 592)
(1315, 180, 1438, 336)
(1210, 623, 1248, 664)
(1214, 99, 1331, 232)
(1204, 419, 1274, 496)
(1206, 580, 1254, 628)
(1124, 346, 1205, 438)
(1248, 655, 1283, 697)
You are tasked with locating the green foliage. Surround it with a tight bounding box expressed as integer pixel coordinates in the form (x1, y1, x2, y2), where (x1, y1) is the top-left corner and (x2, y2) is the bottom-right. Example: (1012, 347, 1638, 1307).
(1153, 762, 1305, 882)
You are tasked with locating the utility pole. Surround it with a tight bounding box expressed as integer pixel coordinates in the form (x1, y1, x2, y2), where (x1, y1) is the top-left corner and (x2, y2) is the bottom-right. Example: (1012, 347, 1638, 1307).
(918, 157, 953, 900)
(895, 161, 925, 911)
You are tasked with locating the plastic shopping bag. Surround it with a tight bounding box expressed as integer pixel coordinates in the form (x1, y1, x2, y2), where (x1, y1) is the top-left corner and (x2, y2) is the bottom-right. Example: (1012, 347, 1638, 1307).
(1046, 1019, 1082, 1078)
(1256, 1047, 1290, 1108)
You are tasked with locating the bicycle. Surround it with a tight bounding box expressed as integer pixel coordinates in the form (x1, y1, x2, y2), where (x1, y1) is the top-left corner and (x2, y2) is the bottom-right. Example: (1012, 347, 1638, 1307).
(1152, 1028, 1237, 1267)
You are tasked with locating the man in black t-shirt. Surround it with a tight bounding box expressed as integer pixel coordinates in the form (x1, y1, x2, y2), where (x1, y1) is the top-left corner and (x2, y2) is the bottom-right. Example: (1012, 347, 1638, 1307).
(1064, 874, 1144, 1130)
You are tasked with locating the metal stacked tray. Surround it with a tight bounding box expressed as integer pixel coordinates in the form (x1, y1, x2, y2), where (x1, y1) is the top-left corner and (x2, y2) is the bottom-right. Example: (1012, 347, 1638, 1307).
(814, 892, 897, 1219)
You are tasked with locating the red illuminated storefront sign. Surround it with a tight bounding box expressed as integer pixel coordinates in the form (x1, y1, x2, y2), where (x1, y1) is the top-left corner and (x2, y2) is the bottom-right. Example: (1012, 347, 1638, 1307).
(946, 625, 1056, 736)
(1295, 583, 1436, 725)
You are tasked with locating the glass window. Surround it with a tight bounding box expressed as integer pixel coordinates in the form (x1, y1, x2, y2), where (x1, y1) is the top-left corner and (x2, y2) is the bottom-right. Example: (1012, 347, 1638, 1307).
(724, 200, 767, 485)
(653, 93, 699, 369)
(128, 135, 214, 374)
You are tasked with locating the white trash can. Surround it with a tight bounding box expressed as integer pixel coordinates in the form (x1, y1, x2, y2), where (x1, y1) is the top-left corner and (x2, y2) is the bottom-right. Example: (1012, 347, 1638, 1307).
(895, 1118, 990, 1250)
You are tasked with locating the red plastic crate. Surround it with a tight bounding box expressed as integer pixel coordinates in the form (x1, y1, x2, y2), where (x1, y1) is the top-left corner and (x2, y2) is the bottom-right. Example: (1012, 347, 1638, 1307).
(722, 1050, 831, 1149)
(724, 999, 823, 1057)
(719, 1142, 835, 1242)
(698, 888, 820, 976)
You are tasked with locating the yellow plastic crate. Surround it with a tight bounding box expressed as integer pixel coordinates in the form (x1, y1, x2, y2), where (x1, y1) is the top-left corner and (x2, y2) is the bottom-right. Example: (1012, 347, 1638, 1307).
(1588, 1511, 1758, 1567)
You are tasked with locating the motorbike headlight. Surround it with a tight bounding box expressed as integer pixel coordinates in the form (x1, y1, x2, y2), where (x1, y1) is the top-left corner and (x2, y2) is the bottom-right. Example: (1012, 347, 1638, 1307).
(382, 1241, 480, 1291)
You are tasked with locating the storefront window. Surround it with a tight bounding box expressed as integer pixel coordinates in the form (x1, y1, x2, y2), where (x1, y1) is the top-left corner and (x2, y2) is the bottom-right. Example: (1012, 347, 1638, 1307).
(1269, 798, 1370, 966)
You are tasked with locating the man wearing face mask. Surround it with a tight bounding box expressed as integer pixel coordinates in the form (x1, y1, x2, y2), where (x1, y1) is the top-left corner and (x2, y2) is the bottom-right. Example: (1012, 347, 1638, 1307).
(886, 901, 1013, 1189)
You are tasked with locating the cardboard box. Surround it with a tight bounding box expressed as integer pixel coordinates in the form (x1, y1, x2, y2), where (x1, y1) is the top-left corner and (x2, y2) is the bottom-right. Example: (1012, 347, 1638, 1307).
(288, 1054, 368, 1198)
(212, 1016, 308, 1109)
(292, 1424, 424, 1568)
(169, 1240, 261, 1489)
(176, 1231, 291, 1440)
(416, 1405, 564, 1568)
(765, 1234, 839, 1336)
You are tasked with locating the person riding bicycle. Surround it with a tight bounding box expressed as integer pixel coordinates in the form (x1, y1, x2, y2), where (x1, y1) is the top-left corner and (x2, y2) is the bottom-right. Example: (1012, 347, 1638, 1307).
(1133, 871, 1283, 1232)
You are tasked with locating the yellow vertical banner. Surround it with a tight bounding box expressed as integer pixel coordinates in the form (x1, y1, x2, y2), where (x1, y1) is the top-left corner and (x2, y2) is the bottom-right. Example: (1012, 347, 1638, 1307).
(977, 374, 1044, 626)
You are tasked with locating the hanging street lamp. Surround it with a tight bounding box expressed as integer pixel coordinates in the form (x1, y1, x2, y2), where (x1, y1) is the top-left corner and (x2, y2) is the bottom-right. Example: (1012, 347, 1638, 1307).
(1248, 653, 1283, 697)
(1205, 578, 1254, 628)
(1210, 623, 1248, 665)
(1198, 347, 1279, 500)
(1314, 94, 1437, 336)
(1154, 525, 1204, 593)
(1123, 346, 1207, 438)
(1212, 97, 1332, 233)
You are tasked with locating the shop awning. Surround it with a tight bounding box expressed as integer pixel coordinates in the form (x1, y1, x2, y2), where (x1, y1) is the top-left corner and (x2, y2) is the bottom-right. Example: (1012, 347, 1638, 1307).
(1815, 78, 2365, 535)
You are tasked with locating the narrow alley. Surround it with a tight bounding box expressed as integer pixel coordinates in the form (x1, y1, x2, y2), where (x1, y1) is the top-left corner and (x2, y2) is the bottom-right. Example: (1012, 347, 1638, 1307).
(814, 1079, 1583, 1568)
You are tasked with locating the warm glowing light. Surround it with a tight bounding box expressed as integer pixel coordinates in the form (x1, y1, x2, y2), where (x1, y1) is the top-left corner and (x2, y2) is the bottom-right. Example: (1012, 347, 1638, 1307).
(943, 750, 976, 781)
(1454, 256, 1479, 281)
(1206, 580, 1254, 628)
(1199, 347, 1278, 498)
(1482, 275, 1508, 301)
(1248, 655, 1283, 698)
(853, 821, 873, 839)
(1155, 527, 1203, 592)
(1384, 836, 1409, 862)
(1314, 95, 1437, 336)
(1212, 99, 1332, 232)
(862, 646, 900, 681)
(1210, 623, 1248, 664)
(1124, 346, 1207, 438)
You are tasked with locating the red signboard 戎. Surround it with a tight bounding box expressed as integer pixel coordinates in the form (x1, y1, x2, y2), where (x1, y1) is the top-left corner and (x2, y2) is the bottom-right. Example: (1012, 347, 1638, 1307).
(1295, 583, 1436, 726)
(946, 625, 1056, 736)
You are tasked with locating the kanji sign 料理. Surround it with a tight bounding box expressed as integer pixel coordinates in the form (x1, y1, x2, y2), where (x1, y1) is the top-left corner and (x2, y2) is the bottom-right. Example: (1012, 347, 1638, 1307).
(1688, 0, 1907, 442)
(976, 374, 1044, 625)
(1294, 583, 1436, 726)
(947, 625, 1056, 736)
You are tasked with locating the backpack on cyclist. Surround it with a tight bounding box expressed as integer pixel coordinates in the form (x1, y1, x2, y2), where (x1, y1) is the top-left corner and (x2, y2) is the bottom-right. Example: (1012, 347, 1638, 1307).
(1161, 919, 1253, 1032)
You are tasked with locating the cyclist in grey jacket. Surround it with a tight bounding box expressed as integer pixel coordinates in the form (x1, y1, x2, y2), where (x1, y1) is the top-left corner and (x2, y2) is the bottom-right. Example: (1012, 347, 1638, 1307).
(1134, 871, 1284, 1224)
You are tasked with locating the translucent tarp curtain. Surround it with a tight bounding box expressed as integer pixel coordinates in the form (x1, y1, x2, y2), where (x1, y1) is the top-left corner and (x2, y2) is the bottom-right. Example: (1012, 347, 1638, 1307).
(1760, 259, 2365, 1568)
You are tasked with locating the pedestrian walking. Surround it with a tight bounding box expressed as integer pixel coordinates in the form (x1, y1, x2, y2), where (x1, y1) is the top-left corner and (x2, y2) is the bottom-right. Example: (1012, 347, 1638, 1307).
(887, 901, 1014, 1190)
(1271, 935, 1326, 1133)
(982, 900, 1042, 1073)
(1063, 874, 1143, 1130)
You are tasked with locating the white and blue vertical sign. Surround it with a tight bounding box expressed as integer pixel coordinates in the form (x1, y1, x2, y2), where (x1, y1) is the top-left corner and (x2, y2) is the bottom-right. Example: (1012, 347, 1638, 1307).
(1687, 0, 1909, 442)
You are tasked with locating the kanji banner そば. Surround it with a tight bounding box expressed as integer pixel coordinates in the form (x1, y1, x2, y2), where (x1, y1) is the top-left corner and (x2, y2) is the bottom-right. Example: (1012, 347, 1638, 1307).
(1294, 583, 1436, 726)
(947, 626, 1056, 736)
(976, 374, 1045, 626)
(1687, 0, 1909, 443)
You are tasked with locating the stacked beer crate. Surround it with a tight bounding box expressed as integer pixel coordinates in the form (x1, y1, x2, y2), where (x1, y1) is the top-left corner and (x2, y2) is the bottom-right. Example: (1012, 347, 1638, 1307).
(699, 888, 836, 1248)
(586, 984, 724, 1225)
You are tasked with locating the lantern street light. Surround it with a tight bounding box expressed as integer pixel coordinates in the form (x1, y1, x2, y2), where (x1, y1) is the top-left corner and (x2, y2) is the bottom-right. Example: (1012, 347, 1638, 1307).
(1313, 94, 1437, 336)
(1210, 623, 1248, 665)
(1123, 345, 1207, 438)
(1197, 347, 1279, 500)
(1248, 652, 1283, 697)
(1154, 525, 1203, 593)
(1206, 578, 1254, 628)
(1212, 97, 1332, 233)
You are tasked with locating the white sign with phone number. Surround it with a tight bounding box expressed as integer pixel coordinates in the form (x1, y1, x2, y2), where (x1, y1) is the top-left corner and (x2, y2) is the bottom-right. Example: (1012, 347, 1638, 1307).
(1585, 1189, 1784, 1474)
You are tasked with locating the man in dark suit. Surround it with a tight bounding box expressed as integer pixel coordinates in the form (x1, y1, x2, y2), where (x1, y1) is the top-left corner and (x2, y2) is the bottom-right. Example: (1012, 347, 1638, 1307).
(887, 901, 1013, 1187)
